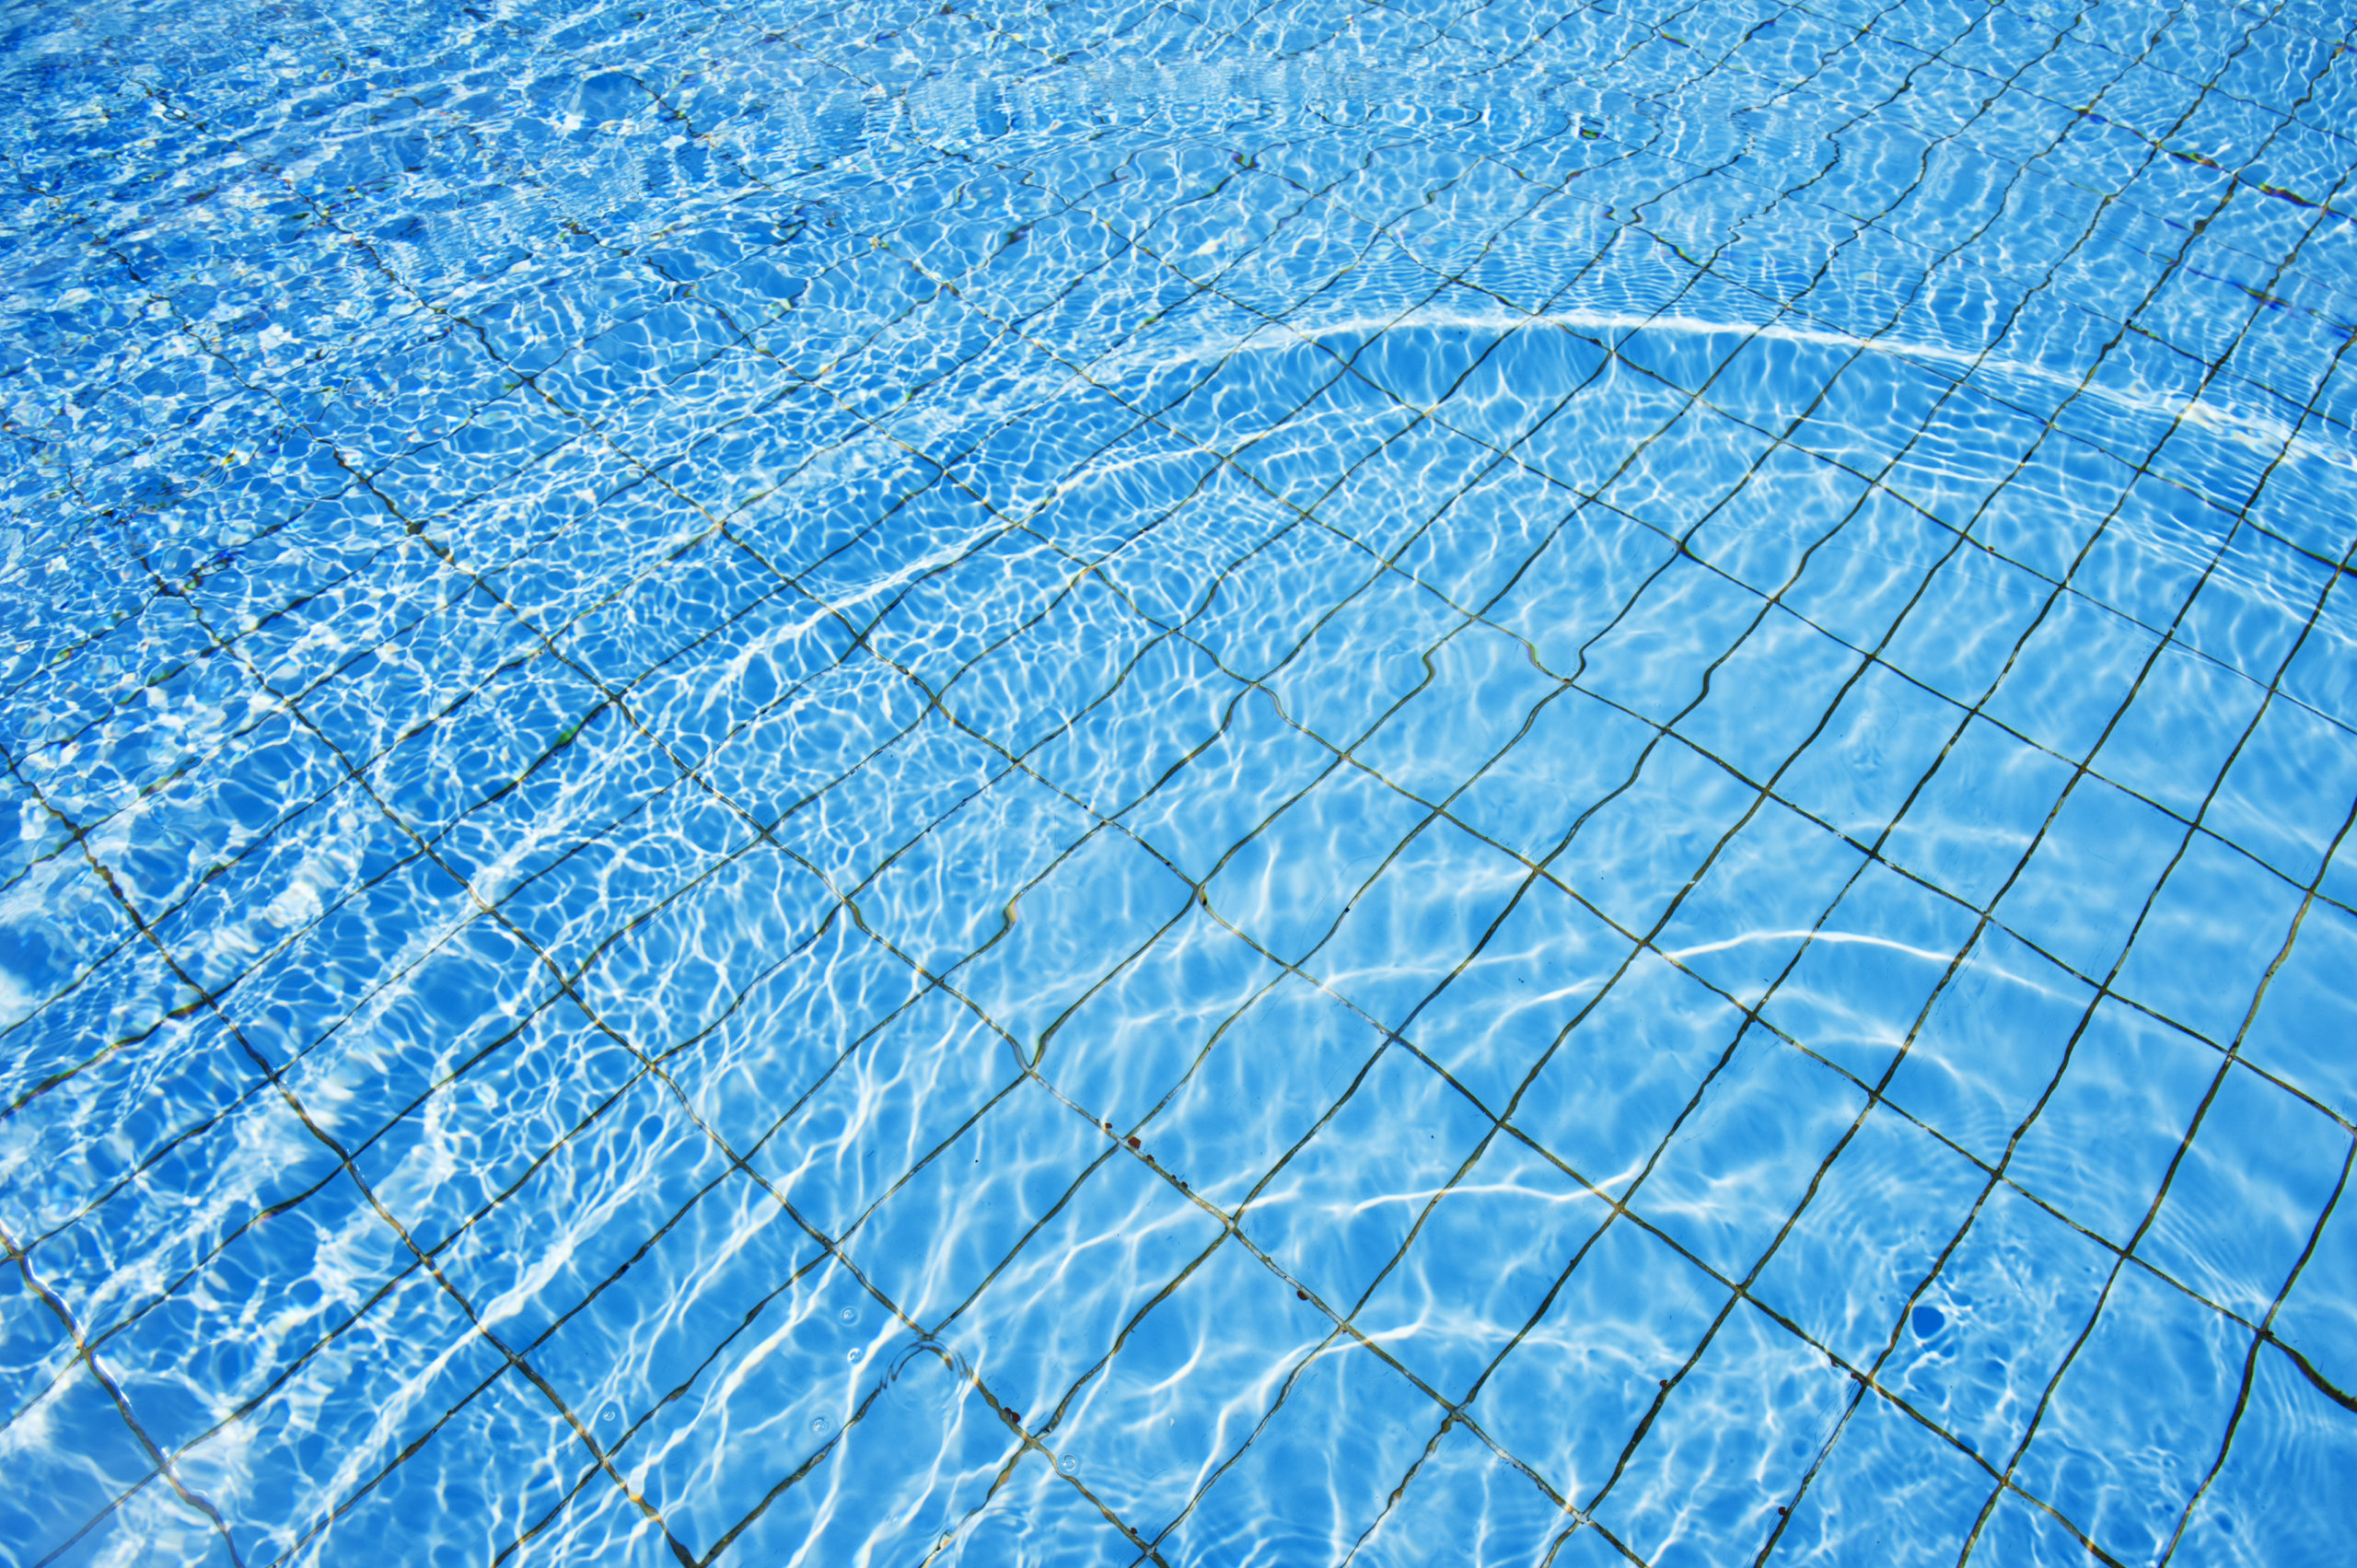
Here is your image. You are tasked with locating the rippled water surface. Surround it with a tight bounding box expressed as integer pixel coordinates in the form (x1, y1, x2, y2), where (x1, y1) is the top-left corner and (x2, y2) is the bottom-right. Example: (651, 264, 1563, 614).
(6, 0, 2357, 1562)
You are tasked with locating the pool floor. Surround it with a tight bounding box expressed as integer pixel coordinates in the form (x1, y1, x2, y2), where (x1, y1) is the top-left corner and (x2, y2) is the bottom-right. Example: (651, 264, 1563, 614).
(4, 0, 2357, 1563)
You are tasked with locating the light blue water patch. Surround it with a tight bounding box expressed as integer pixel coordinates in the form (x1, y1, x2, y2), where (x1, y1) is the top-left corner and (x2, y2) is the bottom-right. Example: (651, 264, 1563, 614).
(4, 0, 2357, 1563)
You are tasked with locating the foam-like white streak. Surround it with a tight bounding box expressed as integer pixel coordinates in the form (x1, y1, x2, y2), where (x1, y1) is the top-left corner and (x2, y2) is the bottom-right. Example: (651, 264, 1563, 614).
(1657, 930, 1964, 968)
(1097, 305, 2357, 484)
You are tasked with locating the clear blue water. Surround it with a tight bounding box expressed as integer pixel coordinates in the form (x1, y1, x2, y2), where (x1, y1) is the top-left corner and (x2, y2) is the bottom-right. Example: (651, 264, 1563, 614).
(4, 0, 2357, 1562)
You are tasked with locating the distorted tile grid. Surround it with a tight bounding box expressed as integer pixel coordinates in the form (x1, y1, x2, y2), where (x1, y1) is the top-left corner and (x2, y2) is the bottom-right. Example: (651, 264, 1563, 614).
(4, 0, 2357, 1562)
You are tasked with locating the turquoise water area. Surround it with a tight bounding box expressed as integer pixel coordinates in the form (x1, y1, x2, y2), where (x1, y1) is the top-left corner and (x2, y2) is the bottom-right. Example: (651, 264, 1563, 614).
(5, 0, 2357, 1562)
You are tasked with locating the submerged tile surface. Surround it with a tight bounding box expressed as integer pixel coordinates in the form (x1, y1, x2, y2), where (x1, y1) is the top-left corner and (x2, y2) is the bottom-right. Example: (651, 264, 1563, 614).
(3, 0, 2357, 1562)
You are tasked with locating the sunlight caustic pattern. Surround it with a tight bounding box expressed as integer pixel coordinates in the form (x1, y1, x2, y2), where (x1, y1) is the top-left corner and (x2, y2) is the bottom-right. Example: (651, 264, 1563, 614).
(3, 0, 2357, 1563)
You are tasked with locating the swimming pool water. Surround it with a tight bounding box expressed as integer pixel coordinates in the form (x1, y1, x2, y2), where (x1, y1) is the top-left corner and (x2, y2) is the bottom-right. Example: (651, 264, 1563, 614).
(5, 0, 2357, 1562)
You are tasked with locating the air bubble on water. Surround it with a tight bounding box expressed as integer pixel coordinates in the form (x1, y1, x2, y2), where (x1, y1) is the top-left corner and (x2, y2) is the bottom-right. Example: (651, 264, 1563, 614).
(600, 1405, 619, 1424)
(847, 1346, 862, 1363)
(1058, 1453, 1081, 1476)
(811, 1415, 831, 1437)
(840, 1306, 859, 1325)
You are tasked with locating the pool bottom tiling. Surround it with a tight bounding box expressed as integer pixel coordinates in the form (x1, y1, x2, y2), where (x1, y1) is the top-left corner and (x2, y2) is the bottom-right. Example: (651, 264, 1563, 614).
(5, 0, 2357, 1563)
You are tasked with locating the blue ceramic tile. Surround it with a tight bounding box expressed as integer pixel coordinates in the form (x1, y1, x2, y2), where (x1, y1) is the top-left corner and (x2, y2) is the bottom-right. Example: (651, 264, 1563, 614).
(1353, 1420, 1569, 1568)
(1760, 860, 1982, 1081)
(2171, 1342, 2357, 1568)
(2136, 1063, 2350, 1322)
(1633, 1028, 1869, 1281)
(1475, 1218, 1732, 1509)
(1882, 716, 2078, 912)
(1993, 774, 2189, 979)
(1754, 1105, 1989, 1367)
(2014, 1266, 2253, 1568)
(1156, 1337, 1439, 1565)
(1594, 1302, 1853, 1568)
(1773, 1390, 1993, 1568)
(1886, 926, 2096, 1167)
(10, 5, 2352, 1559)
(1513, 951, 1747, 1196)
(2007, 1000, 2220, 1249)
(1883, 1186, 2115, 1464)
(2112, 833, 2305, 1043)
